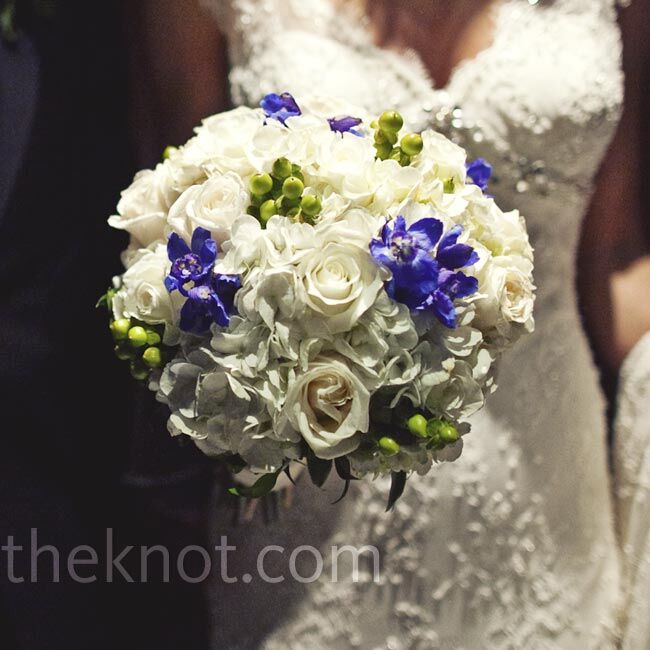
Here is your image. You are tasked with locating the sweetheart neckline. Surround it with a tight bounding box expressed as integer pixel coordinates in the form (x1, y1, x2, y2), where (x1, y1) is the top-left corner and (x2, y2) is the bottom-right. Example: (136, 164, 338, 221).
(325, 0, 514, 101)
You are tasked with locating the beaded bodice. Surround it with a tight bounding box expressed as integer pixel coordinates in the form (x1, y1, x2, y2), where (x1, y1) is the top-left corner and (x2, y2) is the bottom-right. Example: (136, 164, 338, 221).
(199, 1, 631, 648)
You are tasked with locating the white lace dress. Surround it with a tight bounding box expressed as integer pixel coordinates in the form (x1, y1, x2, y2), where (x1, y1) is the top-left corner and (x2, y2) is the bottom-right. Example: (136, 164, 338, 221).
(198, 1, 649, 647)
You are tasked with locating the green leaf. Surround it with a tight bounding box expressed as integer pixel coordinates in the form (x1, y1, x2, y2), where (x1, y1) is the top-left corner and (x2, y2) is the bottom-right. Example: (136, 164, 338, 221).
(283, 465, 297, 486)
(307, 454, 332, 488)
(334, 456, 358, 482)
(228, 470, 280, 499)
(96, 287, 116, 310)
(385, 471, 407, 512)
(331, 479, 350, 505)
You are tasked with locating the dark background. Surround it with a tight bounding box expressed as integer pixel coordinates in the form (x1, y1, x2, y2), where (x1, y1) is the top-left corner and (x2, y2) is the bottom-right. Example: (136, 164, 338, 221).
(0, 2, 213, 649)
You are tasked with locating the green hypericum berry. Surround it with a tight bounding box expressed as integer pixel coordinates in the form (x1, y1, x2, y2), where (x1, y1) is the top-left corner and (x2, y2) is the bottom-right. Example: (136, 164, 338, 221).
(110, 318, 131, 341)
(400, 133, 423, 156)
(272, 157, 292, 180)
(426, 419, 459, 444)
(162, 146, 177, 160)
(378, 110, 404, 134)
(300, 194, 321, 218)
(285, 207, 300, 219)
(114, 344, 134, 361)
(378, 436, 400, 456)
(406, 414, 428, 438)
(426, 418, 445, 438)
(249, 173, 273, 196)
(146, 330, 161, 346)
(443, 178, 455, 193)
(259, 199, 276, 225)
(282, 176, 304, 200)
(127, 326, 148, 348)
(438, 422, 459, 444)
(130, 361, 149, 381)
(142, 346, 162, 368)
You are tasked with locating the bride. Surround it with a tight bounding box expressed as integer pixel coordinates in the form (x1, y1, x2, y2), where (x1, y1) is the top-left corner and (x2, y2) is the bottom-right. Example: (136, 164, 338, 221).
(129, 0, 650, 648)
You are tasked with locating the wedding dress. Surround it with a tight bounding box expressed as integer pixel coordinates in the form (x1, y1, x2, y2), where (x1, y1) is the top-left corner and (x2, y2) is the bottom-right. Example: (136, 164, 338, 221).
(198, 1, 648, 647)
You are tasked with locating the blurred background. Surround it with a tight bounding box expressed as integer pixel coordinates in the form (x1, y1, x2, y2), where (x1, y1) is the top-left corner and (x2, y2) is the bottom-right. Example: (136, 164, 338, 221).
(0, 1, 648, 649)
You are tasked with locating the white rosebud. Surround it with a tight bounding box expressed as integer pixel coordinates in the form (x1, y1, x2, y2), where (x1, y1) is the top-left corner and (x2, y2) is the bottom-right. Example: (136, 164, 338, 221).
(112, 244, 183, 330)
(167, 172, 249, 247)
(108, 164, 177, 247)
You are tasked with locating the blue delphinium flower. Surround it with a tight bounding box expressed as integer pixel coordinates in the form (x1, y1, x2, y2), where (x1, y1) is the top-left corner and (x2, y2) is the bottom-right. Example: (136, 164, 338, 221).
(165, 227, 240, 335)
(165, 227, 216, 294)
(178, 275, 241, 335)
(370, 216, 479, 328)
(466, 158, 492, 192)
(370, 216, 441, 307)
(260, 92, 301, 124)
(328, 115, 363, 136)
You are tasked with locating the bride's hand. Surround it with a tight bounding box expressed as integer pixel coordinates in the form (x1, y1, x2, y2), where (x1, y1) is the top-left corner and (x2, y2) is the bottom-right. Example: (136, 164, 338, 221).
(612, 256, 650, 361)
(579, 1, 650, 377)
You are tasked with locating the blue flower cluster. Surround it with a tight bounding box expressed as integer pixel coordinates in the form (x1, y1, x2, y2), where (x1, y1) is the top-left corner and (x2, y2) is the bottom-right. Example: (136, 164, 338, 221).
(260, 93, 302, 124)
(165, 227, 240, 335)
(466, 158, 492, 192)
(328, 115, 363, 136)
(370, 216, 479, 328)
(261, 92, 363, 136)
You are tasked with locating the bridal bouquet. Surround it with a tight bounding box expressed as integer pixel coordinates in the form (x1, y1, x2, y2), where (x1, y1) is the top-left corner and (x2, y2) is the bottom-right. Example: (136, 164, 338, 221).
(101, 93, 534, 506)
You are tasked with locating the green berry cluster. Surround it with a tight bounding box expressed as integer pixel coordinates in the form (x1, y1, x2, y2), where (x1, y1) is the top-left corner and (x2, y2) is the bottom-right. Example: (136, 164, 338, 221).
(372, 111, 424, 166)
(247, 158, 322, 227)
(109, 318, 168, 381)
(406, 413, 460, 450)
(364, 413, 460, 460)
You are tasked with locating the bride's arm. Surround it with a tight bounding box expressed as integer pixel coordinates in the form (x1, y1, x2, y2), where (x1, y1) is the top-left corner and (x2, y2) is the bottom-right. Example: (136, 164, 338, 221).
(123, 0, 229, 166)
(578, 1, 650, 379)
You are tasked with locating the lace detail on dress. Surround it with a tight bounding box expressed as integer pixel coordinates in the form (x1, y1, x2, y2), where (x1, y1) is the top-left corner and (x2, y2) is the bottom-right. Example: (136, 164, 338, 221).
(197, 0, 630, 647)
(615, 333, 650, 650)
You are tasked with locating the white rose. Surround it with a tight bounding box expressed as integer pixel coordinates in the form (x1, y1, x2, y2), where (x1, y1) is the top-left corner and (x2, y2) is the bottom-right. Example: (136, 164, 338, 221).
(245, 119, 323, 172)
(298, 242, 384, 334)
(372, 160, 422, 213)
(167, 172, 248, 247)
(112, 244, 183, 329)
(420, 130, 468, 182)
(464, 201, 533, 260)
(108, 164, 177, 247)
(315, 207, 383, 250)
(278, 356, 370, 459)
(194, 107, 262, 177)
(473, 258, 535, 332)
(318, 133, 377, 203)
(498, 264, 535, 327)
